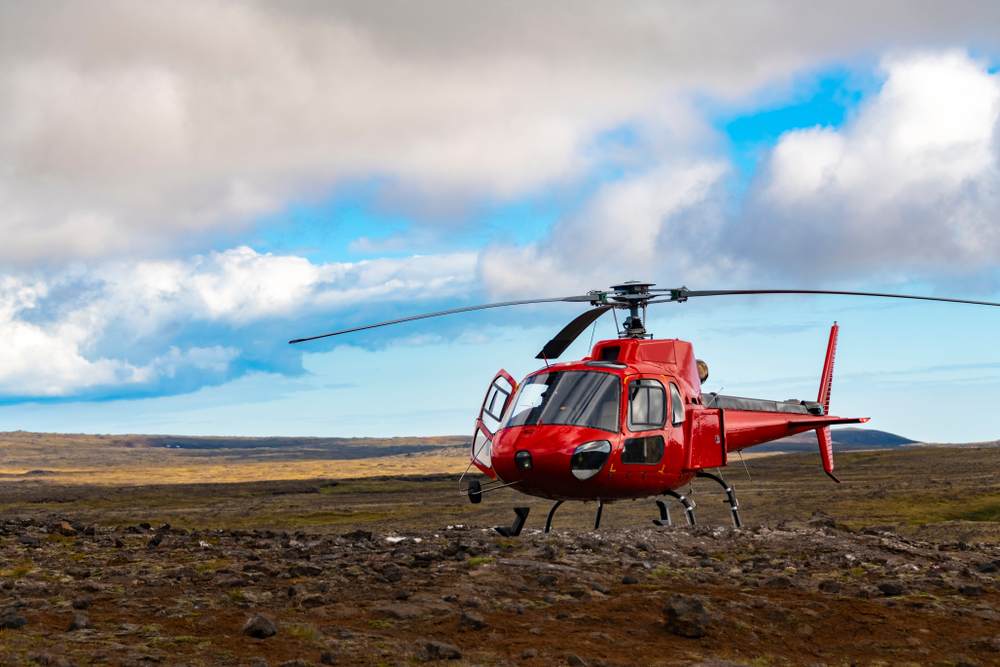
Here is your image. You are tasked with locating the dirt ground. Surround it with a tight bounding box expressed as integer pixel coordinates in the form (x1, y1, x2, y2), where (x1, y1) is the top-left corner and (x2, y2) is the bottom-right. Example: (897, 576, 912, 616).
(2, 447, 1000, 666)
(2, 518, 1000, 667)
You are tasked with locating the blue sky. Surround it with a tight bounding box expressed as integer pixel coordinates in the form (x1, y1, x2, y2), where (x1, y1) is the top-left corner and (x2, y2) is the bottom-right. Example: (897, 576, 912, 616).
(2, 3, 1000, 444)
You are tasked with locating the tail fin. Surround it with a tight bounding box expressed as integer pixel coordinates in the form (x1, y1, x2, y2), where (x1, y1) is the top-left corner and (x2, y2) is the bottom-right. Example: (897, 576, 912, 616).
(817, 323, 841, 483)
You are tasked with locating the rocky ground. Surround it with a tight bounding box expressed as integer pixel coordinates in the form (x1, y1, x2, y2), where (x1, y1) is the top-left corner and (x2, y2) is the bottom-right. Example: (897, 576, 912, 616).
(2, 515, 1000, 667)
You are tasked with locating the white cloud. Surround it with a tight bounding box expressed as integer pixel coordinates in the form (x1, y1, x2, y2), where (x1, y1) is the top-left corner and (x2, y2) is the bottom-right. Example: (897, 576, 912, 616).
(740, 51, 1000, 280)
(0, 246, 477, 397)
(3, 2, 1000, 263)
(479, 159, 731, 297)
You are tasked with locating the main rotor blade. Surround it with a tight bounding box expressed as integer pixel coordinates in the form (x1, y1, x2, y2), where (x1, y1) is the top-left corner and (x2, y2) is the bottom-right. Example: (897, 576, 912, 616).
(535, 306, 612, 360)
(289, 294, 597, 344)
(678, 289, 1000, 308)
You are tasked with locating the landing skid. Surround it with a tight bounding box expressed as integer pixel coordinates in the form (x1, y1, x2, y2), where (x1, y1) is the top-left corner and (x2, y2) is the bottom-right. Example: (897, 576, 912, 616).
(498, 498, 606, 536)
(494, 507, 530, 537)
(695, 471, 742, 528)
(654, 490, 697, 526)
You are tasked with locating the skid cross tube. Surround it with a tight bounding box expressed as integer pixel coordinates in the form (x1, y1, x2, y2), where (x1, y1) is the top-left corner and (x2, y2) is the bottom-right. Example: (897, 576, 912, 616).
(696, 471, 742, 528)
(544, 500, 565, 533)
(661, 490, 697, 525)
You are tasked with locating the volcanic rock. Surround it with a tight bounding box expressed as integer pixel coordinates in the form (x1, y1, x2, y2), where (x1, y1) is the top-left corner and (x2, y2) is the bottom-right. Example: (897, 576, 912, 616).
(425, 640, 462, 660)
(243, 614, 277, 639)
(663, 595, 710, 638)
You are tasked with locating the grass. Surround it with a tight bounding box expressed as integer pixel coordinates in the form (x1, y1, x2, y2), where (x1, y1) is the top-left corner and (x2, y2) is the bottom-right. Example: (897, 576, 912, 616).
(468, 557, 494, 566)
(287, 624, 322, 641)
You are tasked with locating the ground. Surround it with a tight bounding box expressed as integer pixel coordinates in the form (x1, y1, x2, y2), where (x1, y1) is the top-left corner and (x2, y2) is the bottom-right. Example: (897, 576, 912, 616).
(3, 443, 1000, 666)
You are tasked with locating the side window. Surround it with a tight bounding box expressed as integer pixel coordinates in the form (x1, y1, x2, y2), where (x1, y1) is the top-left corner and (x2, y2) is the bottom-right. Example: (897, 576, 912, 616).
(627, 379, 666, 431)
(621, 435, 664, 465)
(669, 382, 684, 426)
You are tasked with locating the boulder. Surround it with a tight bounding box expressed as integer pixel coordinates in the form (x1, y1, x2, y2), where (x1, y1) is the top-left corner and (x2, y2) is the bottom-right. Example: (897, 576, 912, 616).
(243, 614, 277, 639)
(663, 595, 710, 638)
(425, 641, 462, 660)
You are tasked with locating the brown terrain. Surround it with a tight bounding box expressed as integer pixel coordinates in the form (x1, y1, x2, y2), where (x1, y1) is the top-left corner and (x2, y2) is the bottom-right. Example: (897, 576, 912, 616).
(2, 431, 1000, 666)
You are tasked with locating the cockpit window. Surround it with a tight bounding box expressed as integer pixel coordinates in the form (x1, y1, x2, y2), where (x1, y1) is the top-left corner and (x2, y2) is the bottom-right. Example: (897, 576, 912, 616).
(501, 371, 620, 433)
(627, 379, 666, 431)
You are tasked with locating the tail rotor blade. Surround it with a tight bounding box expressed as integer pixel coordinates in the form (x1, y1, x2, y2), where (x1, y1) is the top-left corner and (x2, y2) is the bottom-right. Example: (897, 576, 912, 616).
(535, 306, 612, 360)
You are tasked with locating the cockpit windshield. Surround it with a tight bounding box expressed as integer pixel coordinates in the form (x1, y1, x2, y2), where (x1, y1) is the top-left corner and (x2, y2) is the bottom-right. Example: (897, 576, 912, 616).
(500, 370, 620, 433)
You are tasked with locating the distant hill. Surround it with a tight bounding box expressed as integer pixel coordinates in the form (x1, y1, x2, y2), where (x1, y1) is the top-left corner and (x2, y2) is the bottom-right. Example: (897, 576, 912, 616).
(754, 427, 918, 453)
(0, 431, 470, 460)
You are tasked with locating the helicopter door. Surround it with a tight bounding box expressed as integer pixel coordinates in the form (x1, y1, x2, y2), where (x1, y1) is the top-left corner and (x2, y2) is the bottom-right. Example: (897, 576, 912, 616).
(472, 370, 516, 475)
(685, 408, 727, 470)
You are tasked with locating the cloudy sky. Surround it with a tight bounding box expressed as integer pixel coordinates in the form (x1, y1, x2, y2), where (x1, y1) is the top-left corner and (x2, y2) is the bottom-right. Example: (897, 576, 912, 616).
(2, 0, 1000, 443)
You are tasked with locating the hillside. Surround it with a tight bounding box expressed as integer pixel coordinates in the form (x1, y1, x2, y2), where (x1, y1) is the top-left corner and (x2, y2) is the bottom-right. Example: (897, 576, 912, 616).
(757, 427, 919, 452)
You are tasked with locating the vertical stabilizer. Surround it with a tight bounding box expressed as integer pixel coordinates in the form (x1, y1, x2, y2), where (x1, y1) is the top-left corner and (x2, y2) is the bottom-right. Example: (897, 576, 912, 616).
(817, 323, 841, 483)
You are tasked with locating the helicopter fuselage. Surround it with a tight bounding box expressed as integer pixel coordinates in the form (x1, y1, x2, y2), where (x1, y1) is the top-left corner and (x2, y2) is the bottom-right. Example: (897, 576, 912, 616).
(471, 335, 864, 502)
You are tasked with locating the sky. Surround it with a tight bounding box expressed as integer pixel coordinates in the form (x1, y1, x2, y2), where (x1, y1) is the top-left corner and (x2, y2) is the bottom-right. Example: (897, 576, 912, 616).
(2, 1, 1000, 443)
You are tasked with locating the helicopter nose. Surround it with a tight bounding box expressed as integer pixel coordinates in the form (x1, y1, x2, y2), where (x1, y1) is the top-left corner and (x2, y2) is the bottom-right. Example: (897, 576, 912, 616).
(493, 427, 613, 489)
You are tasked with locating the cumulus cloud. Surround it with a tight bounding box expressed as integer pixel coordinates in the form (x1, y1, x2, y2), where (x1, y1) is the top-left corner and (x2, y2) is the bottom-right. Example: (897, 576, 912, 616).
(479, 158, 732, 297)
(3, 1, 1000, 263)
(480, 51, 1000, 296)
(737, 51, 1000, 281)
(0, 247, 477, 398)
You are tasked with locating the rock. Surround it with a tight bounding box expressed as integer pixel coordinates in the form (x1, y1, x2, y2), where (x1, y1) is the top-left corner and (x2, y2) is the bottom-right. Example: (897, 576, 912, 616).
(458, 609, 486, 630)
(621, 575, 639, 585)
(243, 614, 277, 639)
(17, 535, 40, 548)
(67, 613, 92, 630)
(289, 564, 322, 578)
(959, 582, 985, 596)
(71, 595, 94, 610)
(300, 594, 326, 609)
(343, 529, 372, 542)
(147, 535, 162, 548)
(807, 510, 836, 529)
(278, 660, 310, 667)
(394, 588, 412, 600)
(55, 521, 78, 536)
(592, 582, 611, 594)
(818, 580, 841, 594)
(538, 574, 558, 587)
(216, 575, 246, 589)
(663, 595, 710, 638)
(320, 649, 339, 665)
(979, 562, 998, 573)
(425, 640, 462, 660)
(567, 653, 588, 667)
(522, 648, 539, 659)
(373, 602, 454, 619)
(758, 575, 793, 589)
(876, 580, 905, 597)
(0, 608, 27, 629)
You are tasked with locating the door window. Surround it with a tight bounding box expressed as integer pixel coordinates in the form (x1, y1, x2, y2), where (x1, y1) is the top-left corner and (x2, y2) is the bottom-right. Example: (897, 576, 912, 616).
(621, 435, 664, 464)
(472, 426, 492, 469)
(481, 375, 514, 434)
(627, 379, 666, 431)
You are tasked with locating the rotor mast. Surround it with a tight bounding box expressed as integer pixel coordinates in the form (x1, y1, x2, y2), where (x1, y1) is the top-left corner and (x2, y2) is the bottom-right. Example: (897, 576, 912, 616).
(608, 281, 655, 339)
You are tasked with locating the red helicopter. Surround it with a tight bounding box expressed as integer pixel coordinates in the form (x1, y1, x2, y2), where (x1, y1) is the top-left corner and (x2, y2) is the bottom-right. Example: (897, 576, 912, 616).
(291, 281, 1000, 536)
